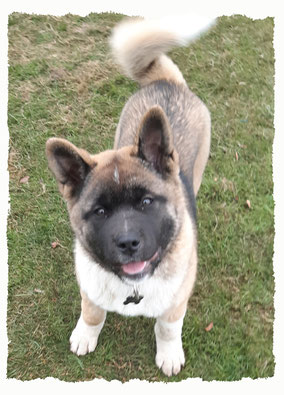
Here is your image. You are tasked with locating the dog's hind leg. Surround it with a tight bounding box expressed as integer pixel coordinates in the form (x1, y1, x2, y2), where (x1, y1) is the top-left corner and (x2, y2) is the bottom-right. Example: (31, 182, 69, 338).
(70, 291, 106, 356)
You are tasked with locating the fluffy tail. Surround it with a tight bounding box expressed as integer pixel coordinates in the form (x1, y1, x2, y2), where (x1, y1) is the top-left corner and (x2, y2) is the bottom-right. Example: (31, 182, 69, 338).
(110, 15, 215, 86)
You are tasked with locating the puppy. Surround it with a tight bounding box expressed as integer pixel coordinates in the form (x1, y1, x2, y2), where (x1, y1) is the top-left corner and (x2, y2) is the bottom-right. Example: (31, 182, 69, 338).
(46, 15, 214, 376)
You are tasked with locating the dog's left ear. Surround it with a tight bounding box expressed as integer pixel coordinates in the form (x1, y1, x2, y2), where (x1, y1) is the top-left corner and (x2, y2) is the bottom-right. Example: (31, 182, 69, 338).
(136, 106, 178, 176)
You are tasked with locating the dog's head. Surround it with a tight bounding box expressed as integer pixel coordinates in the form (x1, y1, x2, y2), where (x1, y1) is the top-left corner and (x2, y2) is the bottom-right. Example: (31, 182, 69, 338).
(46, 106, 186, 280)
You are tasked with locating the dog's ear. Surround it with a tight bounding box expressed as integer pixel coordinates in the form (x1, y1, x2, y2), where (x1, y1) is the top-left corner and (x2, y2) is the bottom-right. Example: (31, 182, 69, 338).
(46, 138, 94, 200)
(136, 106, 178, 176)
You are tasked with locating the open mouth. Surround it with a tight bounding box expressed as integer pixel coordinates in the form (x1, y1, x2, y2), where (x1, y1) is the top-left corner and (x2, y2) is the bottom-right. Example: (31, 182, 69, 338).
(121, 250, 159, 276)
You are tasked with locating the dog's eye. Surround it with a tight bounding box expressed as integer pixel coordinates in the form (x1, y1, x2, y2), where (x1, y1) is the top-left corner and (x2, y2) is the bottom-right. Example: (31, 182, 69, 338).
(142, 197, 153, 206)
(94, 207, 106, 217)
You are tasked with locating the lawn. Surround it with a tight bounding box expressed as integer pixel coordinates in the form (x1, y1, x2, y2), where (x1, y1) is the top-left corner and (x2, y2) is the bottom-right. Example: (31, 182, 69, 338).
(7, 13, 274, 382)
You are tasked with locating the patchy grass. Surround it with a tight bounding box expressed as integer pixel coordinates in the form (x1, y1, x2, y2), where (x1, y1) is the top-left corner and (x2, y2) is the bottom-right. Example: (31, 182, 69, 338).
(7, 13, 274, 382)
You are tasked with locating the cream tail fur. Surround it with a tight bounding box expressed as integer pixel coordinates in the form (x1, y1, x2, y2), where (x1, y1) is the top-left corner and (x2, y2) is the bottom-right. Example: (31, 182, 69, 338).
(110, 15, 216, 86)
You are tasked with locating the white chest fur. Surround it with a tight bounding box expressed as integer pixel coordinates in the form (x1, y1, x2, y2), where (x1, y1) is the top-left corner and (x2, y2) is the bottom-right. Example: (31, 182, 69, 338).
(74, 238, 191, 318)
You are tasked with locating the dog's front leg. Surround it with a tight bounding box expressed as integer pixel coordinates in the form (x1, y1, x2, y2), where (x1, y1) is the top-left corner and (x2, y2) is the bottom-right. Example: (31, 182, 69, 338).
(70, 290, 106, 356)
(154, 304, 187, 376)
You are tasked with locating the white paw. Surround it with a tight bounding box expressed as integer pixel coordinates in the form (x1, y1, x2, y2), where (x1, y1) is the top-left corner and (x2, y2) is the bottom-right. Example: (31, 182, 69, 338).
(154, 317, 185, 376)
(69, 315, 104, 356)
(155, 341, 185, 376)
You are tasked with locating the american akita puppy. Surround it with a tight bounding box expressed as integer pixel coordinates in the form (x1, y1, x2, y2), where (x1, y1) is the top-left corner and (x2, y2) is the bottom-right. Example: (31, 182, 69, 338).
(46, 15, 214, 376)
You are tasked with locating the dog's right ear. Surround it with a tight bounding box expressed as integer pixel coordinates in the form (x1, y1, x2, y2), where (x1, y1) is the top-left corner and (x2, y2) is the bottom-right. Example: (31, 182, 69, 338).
(46, 138, 94, 200)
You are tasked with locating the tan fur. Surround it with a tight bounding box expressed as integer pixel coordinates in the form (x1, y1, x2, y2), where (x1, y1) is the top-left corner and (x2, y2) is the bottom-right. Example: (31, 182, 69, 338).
(132, 54, 186, 87)
(80, 290, 106, 326)
(192, 106, 211, 195)
(110, 18, 186, 86)
(161, 244, 197, 323)
(113, 84, 211, 199)
(46, 137, 96, 203)
(46, 16, 213, 376)
(46, 137, 95, 169)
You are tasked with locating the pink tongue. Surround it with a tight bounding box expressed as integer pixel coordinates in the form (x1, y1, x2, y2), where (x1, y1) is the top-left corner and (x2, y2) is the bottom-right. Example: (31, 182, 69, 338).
(122, 261, 147, 275)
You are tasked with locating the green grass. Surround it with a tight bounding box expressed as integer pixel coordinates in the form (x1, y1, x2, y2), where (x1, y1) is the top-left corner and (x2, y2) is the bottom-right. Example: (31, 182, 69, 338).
(7, 13, 274, 382)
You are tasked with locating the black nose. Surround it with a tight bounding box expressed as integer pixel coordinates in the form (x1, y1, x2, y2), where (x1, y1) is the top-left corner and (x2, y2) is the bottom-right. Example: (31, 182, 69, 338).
(116, 233, 140, 254)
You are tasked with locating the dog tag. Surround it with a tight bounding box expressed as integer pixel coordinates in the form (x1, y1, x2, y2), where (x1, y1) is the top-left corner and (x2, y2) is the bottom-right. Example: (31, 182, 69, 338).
(123, 289, 144, 305)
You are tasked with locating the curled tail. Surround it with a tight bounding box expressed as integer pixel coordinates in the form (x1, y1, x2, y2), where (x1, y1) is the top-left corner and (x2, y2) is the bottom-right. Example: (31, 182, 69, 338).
(110, 15, 215, 86)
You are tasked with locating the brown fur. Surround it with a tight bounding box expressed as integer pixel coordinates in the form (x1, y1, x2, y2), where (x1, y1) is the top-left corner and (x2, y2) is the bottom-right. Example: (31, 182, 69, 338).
(80, 291, 106, 326)
(46, 16, 212, 376)
(46, 70, 208, 319)
(114, 82, 211, 197)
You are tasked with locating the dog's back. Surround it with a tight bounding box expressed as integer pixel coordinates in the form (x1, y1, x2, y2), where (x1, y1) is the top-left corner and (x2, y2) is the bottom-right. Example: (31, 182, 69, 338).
(110, 16, 214, 195)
